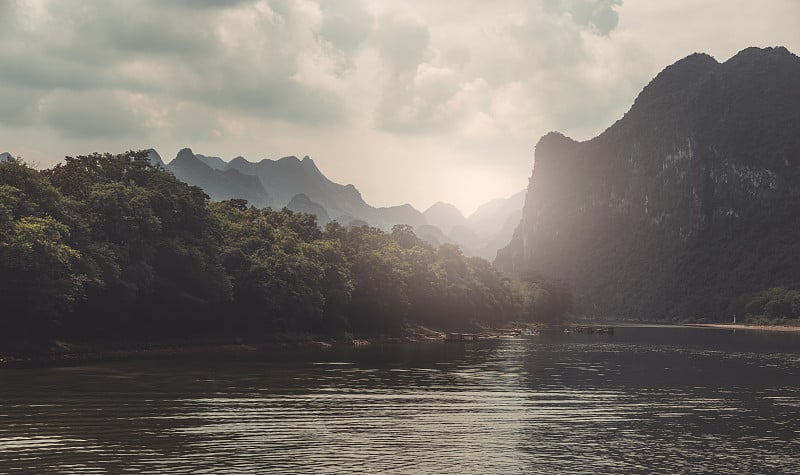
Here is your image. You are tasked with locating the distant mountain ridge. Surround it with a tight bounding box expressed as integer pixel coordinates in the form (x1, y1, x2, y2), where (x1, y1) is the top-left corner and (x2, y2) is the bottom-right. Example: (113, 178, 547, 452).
(167, 148, 272, 208)
(195, 154, 228, 170)
(168, 150, 417, 228)
(286, 193, 331, 225)
(496, 46, 800, 321)
(225, 154, 376, 223)
(424, 202, 467, 235)
(146, 149, 164, 167)
(468, 190, 525, 259)
(156, 147, 525, 258)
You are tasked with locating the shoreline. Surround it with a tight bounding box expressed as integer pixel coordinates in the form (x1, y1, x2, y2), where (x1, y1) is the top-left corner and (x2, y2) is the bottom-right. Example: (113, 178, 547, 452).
(0, 335, 436, 369)
(687, 323, 800, 332)
(0, 324, 538, 369)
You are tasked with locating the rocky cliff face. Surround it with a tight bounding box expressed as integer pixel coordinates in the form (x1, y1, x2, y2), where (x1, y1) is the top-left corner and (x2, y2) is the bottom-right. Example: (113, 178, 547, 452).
(496, 47, 800, 321)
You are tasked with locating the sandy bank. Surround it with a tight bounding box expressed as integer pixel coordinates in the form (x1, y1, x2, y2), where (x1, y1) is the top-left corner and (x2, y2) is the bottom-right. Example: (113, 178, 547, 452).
(688, 323, 800, 332)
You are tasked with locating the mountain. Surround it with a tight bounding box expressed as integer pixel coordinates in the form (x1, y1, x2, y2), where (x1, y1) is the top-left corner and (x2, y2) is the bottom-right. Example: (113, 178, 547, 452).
(286, 193, 331, 225)
(448, 225, 481, 251)
(177, 152, 426, 230)
(160, 148, 514, 240)
(468, 190, 526, 240)
(424, 202, 467, 235)
(0, 152, 12, 162)
(195, 154, 228, 171)
(465, 190, 526, 260)
(166, 148, 272, 208)
(496, 46, 800, 321)
(472, 207, 523, 261)
(416, 195, 526, 259)
(415, 224, 455, 248)
(374, 204, 427, 230)
(146, 149, 164, 167)
(225, 155, 376, 221)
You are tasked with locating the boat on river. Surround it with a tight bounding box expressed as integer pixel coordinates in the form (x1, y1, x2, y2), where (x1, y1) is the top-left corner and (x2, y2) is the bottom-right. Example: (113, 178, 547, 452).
(446, 333, 479, 342)
(566, 325, 615, 335)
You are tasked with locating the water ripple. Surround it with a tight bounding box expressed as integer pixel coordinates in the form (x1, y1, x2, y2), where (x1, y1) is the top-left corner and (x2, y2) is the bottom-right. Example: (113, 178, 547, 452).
(2, 327, 800, 473)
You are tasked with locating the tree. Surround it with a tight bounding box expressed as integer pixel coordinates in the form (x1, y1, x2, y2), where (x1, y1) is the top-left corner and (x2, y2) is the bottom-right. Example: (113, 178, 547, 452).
(0, 160, 87, 333)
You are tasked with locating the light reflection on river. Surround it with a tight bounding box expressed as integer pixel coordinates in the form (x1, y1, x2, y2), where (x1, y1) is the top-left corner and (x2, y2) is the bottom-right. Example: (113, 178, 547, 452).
(2, 325, 800, 473)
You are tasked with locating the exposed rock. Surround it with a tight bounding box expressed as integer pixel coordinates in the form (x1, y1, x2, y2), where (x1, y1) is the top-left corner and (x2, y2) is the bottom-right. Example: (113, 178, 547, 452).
(497, 46, 800, 321)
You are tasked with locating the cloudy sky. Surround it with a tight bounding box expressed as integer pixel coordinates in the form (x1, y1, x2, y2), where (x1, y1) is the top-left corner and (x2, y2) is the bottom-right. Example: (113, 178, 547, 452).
(1, 1, 798, 214)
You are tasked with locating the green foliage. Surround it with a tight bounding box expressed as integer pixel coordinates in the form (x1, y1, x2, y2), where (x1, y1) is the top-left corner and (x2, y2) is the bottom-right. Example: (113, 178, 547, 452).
(71, 152, 229, 326)
(1, 152, 572, 339)
(0, 160, 87, 329)
(730, 287, 800, 323)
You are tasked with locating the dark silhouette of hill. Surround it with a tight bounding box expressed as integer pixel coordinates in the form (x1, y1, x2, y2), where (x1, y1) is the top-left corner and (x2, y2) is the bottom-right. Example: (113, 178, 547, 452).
(497, 46, 800, 321)
(226, 155, 375, 222)
(286, 193, 331, 225)
(157, 148, 524, 246)
(195, 154, 228, 170)
(166, 148, 272, 208)
(164, 151, 429, 231)
(146, 149, 164, 167)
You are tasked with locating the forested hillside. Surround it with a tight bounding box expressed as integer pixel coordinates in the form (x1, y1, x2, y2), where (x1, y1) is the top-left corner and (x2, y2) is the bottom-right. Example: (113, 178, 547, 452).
(0, 152, 570, 341)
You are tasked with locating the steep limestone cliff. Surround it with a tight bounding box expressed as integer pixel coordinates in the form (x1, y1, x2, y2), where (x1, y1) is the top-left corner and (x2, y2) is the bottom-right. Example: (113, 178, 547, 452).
(497, 47, 800, 321)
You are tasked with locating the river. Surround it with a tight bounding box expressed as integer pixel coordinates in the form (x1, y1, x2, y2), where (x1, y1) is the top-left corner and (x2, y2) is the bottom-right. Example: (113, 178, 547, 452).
(2, 325, 800, 473)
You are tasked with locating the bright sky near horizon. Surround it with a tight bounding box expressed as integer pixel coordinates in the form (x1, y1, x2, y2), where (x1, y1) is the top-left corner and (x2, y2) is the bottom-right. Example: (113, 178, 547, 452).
(1, 1, 799, 214)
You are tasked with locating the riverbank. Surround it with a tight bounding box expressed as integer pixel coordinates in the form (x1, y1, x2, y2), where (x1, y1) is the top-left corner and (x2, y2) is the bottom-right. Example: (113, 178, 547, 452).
(688, 323, 800, 332)
(0, 334, 425, 369)
(0, 322, 539, 369)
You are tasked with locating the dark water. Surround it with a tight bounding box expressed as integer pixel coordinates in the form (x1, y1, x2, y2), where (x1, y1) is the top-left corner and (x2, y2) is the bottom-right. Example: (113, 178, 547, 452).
(2, 325, 800, 474)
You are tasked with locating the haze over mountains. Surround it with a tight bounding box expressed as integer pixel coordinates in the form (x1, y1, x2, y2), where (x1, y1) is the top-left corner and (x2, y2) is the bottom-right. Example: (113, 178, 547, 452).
(497, 46, 800, 321)
(6, 45, 800, 324)
(150, 146, 523, 260)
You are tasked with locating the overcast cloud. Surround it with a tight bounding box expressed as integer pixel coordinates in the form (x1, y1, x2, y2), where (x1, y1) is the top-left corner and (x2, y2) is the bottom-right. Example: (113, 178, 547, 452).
(1, 0, 798, 213)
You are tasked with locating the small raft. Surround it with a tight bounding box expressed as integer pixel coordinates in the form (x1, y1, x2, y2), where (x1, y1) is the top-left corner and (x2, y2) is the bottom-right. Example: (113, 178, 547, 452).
(566, 326, 615, 335)
(446, 333, 479, 342)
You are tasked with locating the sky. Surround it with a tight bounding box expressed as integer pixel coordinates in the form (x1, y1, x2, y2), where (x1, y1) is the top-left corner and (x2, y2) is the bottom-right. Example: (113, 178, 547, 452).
(1, 1, 799, 214)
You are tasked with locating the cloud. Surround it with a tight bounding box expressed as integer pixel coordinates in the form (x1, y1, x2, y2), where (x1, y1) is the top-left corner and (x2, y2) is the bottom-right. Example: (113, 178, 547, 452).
(0, 0, 798, 213)
(1, 0, 353, 126)
(375, 15, 430, 73)
(545, 0, 623, 36)
(371, 1, 629, 136)
(39, 90, 146, 139)
(0, 83, 41, 125)
(317, 0, 373, 57)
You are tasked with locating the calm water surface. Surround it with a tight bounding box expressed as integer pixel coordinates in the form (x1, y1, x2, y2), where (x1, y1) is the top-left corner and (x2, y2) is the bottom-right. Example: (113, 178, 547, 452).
(2, 325, 800, 474)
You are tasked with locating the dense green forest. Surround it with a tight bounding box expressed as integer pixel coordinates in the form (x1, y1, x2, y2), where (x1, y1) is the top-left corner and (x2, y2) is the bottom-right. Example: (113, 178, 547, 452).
(0, 151, 570, 341)
(729, 287, 800, 325)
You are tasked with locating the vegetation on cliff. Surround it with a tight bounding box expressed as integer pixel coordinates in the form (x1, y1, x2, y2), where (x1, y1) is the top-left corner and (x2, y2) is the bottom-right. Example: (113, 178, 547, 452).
(497, 47, 800, 322)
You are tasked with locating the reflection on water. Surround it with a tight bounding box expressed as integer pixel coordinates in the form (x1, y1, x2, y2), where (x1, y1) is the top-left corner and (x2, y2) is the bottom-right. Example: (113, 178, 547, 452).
(2, 326, 800, 473)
